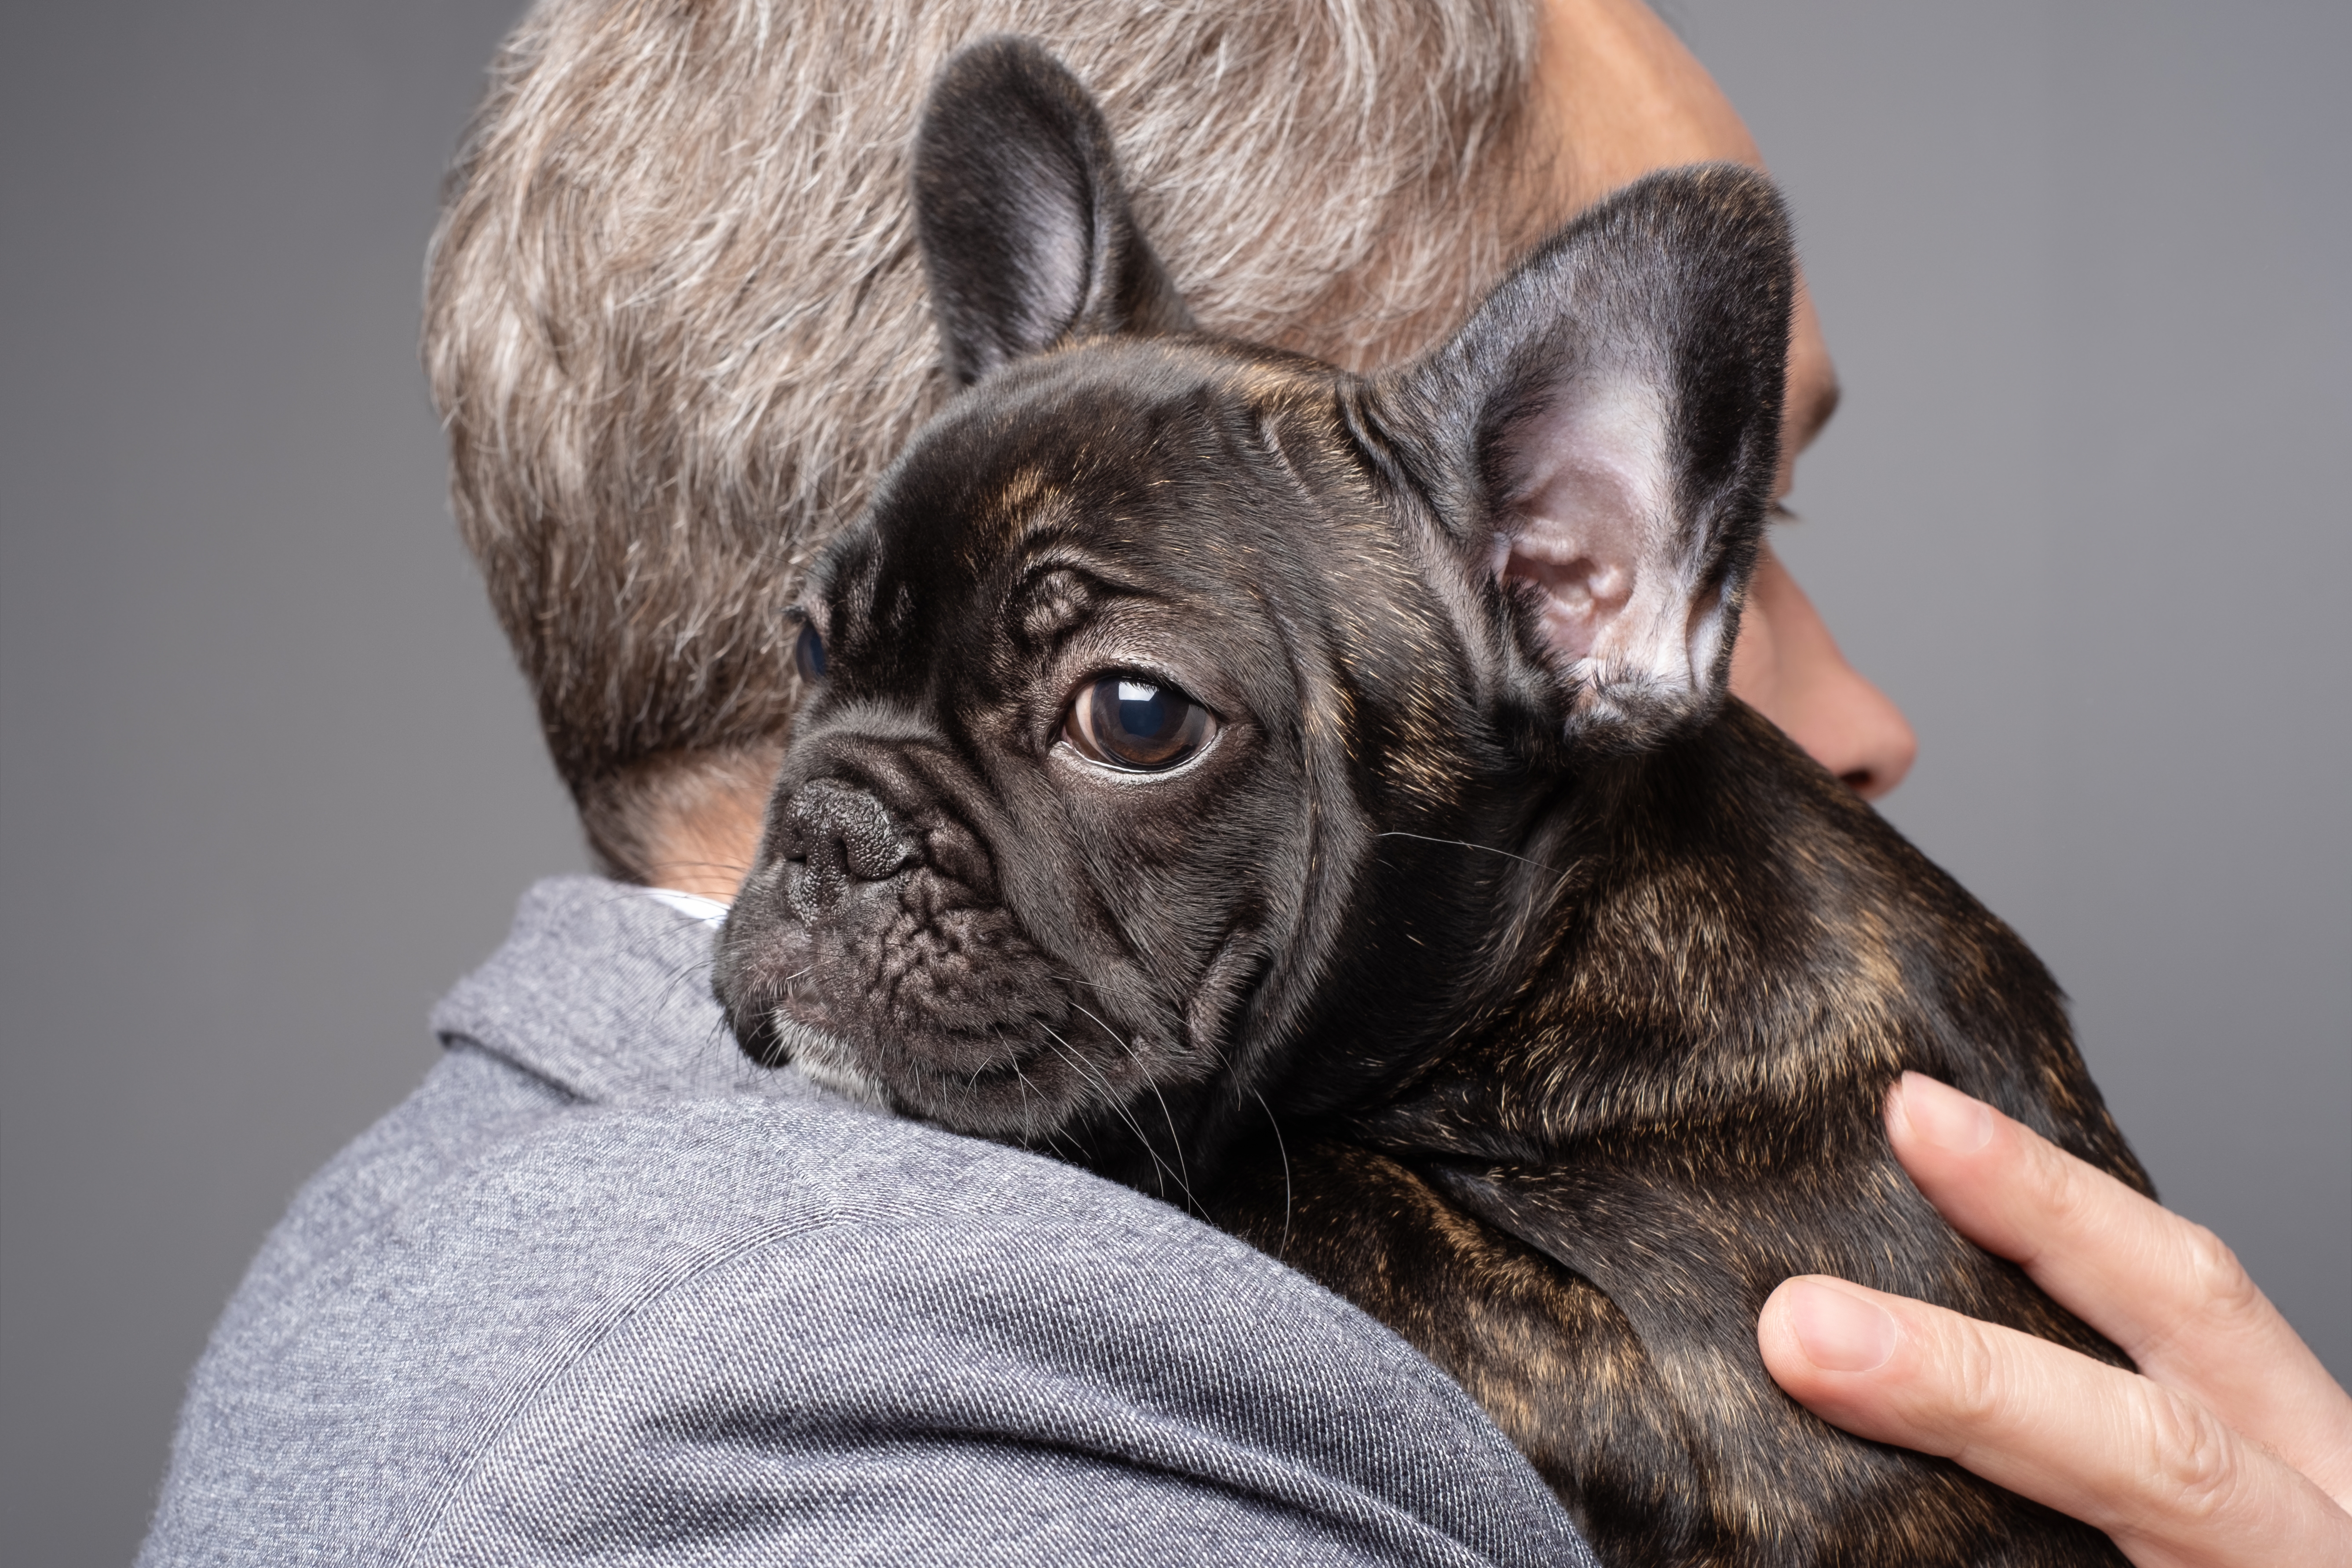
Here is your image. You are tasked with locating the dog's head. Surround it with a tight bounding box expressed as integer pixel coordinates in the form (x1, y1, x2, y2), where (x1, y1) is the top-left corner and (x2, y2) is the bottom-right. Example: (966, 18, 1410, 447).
(714, 38, 1792, 1185)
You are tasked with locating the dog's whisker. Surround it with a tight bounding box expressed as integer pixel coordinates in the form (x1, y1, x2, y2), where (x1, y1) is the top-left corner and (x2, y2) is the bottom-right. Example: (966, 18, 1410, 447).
(1058, 997, 1194, 1206)
(1008, 1057, 1040, 1139)
(1374, 830, 1559, 876)
(1249, 1087, 1293, 1262)
(1055, 1032, 1191, 1206)
(1038, 1023, 1194, 1206)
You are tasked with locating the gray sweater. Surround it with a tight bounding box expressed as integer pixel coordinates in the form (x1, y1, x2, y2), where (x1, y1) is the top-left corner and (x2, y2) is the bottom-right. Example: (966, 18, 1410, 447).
(138, 877, 1592, 1565)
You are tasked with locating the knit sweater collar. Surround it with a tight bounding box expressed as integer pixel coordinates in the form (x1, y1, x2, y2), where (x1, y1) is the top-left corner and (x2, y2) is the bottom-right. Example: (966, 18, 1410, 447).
(430, 876, 818, 1107)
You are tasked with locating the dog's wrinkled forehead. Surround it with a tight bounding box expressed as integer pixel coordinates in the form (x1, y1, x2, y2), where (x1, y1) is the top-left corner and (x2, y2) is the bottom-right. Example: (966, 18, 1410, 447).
(815, 340, 1332, 689)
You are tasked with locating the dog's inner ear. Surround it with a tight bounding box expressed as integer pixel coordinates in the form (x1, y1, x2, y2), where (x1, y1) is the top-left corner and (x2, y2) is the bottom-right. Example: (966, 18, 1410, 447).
(1390, 164, 1793, 732)
(913, 37, 1194, 386)
(1493, 376, 1693, 676)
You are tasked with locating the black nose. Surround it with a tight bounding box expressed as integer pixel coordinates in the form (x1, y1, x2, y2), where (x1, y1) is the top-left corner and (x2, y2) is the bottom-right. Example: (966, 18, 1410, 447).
(783, 779, 914, 919)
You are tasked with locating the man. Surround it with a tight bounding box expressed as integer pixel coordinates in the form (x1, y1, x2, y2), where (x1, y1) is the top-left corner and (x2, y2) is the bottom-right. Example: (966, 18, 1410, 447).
(139, 0, 2348, 1562)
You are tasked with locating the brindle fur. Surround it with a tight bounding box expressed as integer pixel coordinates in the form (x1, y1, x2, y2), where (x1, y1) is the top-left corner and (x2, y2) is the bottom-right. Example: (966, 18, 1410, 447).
(715, 39, 2147, 1566)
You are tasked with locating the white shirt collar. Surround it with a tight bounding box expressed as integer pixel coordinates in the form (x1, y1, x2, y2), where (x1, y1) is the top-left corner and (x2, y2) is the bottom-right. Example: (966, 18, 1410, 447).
(643, 886, 730, 926)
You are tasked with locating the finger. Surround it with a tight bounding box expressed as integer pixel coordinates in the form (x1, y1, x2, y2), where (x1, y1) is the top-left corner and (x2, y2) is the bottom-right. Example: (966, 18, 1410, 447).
(1885, 1071, 2352, 1502)
(1759, 1276, 2352, 1568)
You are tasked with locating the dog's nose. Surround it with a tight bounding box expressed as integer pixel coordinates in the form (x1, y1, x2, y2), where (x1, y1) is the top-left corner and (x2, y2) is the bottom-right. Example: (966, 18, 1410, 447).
(783, 779, 914, 919)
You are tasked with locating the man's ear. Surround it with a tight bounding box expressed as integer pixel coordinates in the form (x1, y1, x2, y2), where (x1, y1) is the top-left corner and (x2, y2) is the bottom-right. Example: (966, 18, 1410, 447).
(912, 37, 1194, 386)
(1373, 164, 1793, 736)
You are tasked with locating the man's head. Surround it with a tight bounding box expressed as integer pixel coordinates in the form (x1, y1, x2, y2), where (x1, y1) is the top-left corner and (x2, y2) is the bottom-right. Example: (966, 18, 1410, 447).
(425, 0, 1911, 889)
(425, 0, 1548, 881)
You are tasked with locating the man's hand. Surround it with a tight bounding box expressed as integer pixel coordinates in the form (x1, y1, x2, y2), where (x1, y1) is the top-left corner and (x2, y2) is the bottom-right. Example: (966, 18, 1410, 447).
(1757, 1071, 2352, 1568)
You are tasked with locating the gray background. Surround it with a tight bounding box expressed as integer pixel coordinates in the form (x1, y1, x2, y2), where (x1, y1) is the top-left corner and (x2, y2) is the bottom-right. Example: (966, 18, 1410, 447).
(1, 1, 2343, 1561)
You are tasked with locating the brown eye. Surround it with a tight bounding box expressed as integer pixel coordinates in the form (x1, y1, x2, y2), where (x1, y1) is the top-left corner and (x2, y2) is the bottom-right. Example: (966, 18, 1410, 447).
(1063, 675, 1215, 771)
(794, 621, 827, 682)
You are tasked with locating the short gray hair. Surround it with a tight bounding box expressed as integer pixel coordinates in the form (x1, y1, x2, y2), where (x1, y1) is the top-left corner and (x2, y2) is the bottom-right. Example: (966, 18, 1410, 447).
(425, 0, 1545, 877)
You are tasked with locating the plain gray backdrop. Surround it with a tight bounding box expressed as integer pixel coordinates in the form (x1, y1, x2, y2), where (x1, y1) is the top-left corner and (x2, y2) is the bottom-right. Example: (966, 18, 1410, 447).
(2, 3, 2344, 1562)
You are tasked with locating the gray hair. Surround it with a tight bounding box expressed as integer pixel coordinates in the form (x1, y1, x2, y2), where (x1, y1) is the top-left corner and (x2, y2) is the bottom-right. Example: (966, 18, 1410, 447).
(425, 0, 1545, 878)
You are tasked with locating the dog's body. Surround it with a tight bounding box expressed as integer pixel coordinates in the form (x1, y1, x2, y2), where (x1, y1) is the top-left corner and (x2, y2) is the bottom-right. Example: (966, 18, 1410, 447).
(1204, 698, 2141, 1564)
(715, 40, 2147, 1566)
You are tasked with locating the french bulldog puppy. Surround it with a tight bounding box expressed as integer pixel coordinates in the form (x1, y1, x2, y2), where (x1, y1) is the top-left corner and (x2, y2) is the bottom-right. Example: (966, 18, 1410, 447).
(715, 38, 2147, 1568)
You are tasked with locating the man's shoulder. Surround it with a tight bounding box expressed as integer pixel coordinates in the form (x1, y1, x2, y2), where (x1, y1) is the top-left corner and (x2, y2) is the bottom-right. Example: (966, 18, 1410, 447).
(139, 877, 1584, 1567)
(148, 1066, 1581, 1566)
(226, 1042, 575, 1305)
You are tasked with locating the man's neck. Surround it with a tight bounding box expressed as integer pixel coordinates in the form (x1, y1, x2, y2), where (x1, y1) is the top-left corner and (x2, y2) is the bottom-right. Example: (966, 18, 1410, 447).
(641, 780, 768, 903)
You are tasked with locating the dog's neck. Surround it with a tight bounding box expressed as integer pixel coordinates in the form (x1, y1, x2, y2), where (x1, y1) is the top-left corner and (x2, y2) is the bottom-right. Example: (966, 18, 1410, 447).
(1233, 729, 1606, 1104)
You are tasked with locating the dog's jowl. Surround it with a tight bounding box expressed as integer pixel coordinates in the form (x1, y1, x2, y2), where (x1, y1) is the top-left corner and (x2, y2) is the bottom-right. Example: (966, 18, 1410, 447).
(715, 38, 2146, 1568)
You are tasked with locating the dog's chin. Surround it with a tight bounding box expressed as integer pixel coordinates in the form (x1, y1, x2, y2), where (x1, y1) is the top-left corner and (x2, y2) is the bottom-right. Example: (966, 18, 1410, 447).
(775, 988, 1128, 1142)
(756, 1016, 893, 1110)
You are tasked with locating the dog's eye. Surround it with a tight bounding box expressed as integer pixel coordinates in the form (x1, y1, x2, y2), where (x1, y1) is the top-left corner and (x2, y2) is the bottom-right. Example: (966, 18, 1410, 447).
(794, 621, 827, 683)
(1062, 675, 1214, 771)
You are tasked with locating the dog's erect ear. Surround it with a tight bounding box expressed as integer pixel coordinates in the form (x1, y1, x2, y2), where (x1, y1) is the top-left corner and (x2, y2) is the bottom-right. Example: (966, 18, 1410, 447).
(1374, 165, 1793, 735)
(912, 37, 1194, 386)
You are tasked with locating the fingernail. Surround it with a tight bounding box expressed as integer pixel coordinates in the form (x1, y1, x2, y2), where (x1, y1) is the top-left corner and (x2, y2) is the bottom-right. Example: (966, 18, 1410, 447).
(1894, 1071, 1994, 1153)
(1785, 1280, 1899, 1372)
